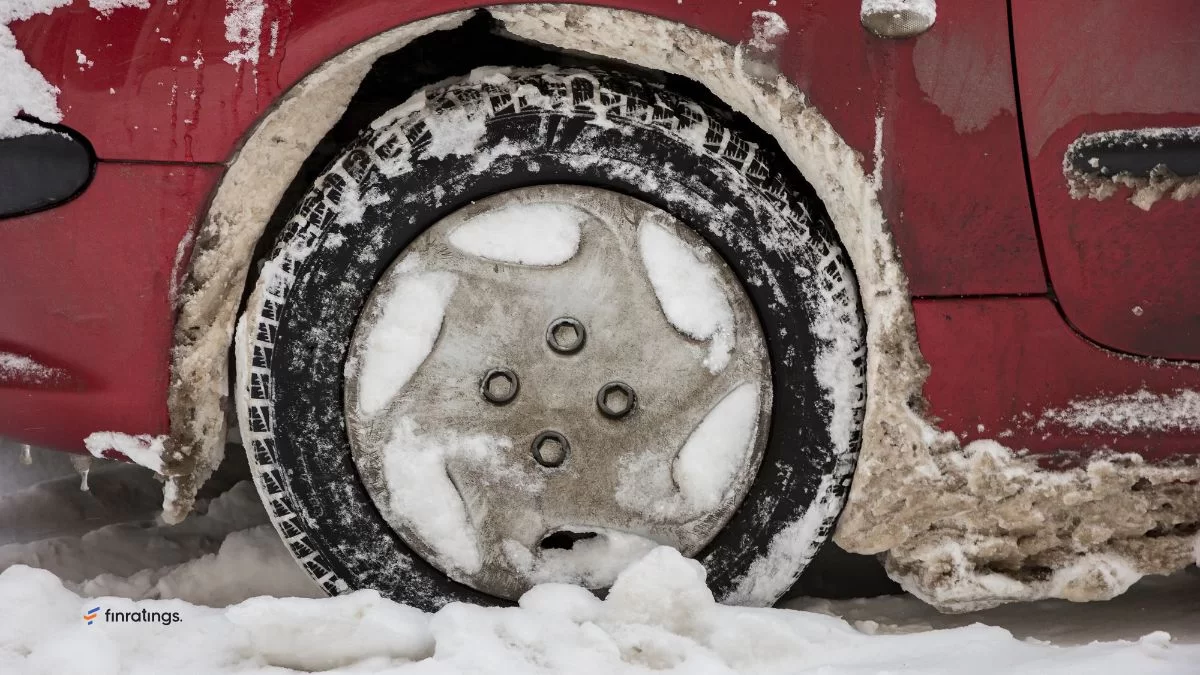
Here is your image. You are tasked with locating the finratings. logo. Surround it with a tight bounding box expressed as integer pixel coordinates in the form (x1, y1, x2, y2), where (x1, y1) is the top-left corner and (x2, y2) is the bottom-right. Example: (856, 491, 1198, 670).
(82, 606, 183, 626)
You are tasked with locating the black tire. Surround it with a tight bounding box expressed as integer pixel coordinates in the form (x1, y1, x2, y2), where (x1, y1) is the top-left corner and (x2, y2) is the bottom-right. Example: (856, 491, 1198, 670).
(239, 67, 867, 610)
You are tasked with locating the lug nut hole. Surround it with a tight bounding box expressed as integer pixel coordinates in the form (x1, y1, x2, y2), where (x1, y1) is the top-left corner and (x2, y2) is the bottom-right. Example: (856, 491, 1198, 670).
(546, 317, 586, 354)
(597, 381, 636, 419)
(481, 368, 519, 405)
(532, 430, 569, 468)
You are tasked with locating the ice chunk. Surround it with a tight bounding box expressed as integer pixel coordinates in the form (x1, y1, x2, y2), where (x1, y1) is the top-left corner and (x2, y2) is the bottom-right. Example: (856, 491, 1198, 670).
(83, 432, 168, 473)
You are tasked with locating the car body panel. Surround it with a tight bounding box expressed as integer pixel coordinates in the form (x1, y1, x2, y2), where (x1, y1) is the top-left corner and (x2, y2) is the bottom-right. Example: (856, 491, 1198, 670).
(0, 0, 1194, 465)
(11, 0, 1043, 295)
(916, 297, 1200, 463)
(1012, 0, 1200, 360)
(0, 164, 218, 452)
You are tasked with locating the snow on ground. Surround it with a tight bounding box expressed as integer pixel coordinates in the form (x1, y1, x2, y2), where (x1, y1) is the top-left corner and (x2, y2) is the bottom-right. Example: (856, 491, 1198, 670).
(0, 446, 1198, 674)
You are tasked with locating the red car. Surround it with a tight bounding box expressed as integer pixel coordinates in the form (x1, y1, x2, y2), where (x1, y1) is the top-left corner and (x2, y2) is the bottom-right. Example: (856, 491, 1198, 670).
(2, 0, 1197, 612)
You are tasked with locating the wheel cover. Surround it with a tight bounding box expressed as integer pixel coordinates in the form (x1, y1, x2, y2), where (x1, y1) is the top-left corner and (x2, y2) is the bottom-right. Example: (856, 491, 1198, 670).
(344, 185, 772, 600)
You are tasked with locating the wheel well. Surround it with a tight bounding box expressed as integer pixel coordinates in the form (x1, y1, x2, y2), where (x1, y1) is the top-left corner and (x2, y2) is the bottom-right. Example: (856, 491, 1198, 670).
(236, 12, 805, 324)
(175, 7, 908, 560)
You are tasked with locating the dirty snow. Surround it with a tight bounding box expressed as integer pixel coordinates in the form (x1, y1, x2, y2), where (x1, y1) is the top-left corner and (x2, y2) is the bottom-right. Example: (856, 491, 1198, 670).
(448, 202, 585, 266)
(174, 13, 473, 527)
(1040, 389, 1200, 433)
(83, 432, 168, 473)
(351, 265, 457, 416)
(1065, 127, 1200, 210)
(637, 215, 735, 373)
(488, 4, 873, 601)
(673, 383, 760, 513)
(871, 113, 885, 190)
(483, 4, 1200, 611)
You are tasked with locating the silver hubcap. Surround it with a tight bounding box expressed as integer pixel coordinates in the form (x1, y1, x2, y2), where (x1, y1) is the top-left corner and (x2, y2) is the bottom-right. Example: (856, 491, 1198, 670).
(344, 185, 772, 599)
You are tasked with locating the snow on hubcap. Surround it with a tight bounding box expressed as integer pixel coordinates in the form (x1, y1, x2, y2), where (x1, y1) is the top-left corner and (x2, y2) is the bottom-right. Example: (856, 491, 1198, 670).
(344, 185, 772, 600)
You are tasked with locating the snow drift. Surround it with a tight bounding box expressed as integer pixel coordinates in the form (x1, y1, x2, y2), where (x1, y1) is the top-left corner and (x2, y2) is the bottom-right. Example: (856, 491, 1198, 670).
(3, 543, 1198, 674)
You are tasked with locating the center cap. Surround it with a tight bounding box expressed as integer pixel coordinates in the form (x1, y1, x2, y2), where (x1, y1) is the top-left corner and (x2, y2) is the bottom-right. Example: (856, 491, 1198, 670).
(344, 185, 772, 600)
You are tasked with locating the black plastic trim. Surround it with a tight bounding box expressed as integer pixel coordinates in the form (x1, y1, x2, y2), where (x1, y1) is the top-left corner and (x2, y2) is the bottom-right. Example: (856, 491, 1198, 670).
(1066, 126, 1200, 178)
(0, 118, 96, 219)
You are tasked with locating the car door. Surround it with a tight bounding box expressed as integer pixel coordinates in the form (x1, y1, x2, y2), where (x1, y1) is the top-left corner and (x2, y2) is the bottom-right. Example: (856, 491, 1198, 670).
(1011, 0, 1200, 360)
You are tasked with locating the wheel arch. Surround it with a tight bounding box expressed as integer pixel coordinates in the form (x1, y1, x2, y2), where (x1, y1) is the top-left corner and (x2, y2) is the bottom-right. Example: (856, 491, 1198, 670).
(166, 4, 929, 570)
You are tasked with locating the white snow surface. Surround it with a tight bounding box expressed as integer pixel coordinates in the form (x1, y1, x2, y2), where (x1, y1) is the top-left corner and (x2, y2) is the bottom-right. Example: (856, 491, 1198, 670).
(638, 216, 735, 373)
(448, 202, 585, 266)
(223, 0, 264, 67)
(377, 417, 511, 577)
(0, 0, 68, 138)
(1040, 389, 1200, 433)
(0, 352, 61, 384)
(1, 461, 1199, 674)
(673, 383, 760, 513)
(83, 432, 168, 474)
(0, 0, 151, 138)
(352, 265, 457, 416)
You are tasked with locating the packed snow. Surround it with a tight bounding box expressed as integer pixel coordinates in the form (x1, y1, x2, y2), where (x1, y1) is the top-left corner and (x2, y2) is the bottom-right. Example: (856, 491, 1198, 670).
(447, 202, 585, 266)
(504, 527, 660, 589)
(637, 216, 735, 373)
(423, 103, 489, 160)
(351, 263, 457, 416)
(673, 383, 760, 513)
(0, 449, 1197, 673)
(83, 432, 168, 473)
